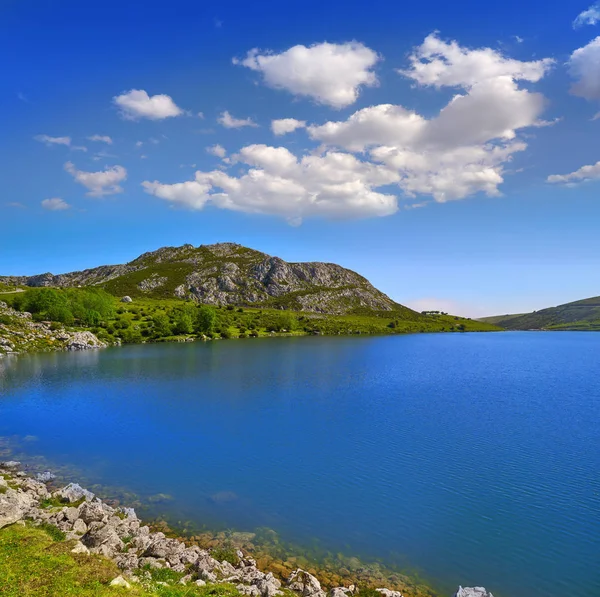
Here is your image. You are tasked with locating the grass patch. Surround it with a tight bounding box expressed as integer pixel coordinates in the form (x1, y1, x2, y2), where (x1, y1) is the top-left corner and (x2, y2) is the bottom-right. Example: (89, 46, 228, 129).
(0, 524, 245, 597)
(37, 522, 66, 542)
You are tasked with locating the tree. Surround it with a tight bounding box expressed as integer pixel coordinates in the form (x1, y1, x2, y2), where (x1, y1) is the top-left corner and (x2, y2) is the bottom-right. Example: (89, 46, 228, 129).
(151, 313, 172, 337)
(172, 311, 194, 335)
(194, 305, 217, 334)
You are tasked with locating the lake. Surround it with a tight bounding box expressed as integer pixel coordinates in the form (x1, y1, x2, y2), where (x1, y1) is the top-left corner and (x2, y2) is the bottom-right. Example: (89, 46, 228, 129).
(0, 332, 598, 597)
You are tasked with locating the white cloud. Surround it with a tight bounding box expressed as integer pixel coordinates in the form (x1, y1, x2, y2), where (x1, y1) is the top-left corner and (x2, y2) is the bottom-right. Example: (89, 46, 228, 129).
(64, 161, 127, 197)
(398, 33, 553, 88)
(143, 144, 398, 223)
(207, 144, 227, 158)
(306, 34, 551, 202)
(547, 160, 600, 185)
(217, 111, 258, 129)
(271, 118, 306, 135)
(574, 3, 600, 27)
(569, 37, 600, 101)
(135, 141, 143, 148)
(35, 134, 71, 147)
(41, 198, 70, 211)
(113, 89, 183, 120)
(88, 135, 113, 144)
(234, 42, 379, 108)
(71, 145, 88, 152)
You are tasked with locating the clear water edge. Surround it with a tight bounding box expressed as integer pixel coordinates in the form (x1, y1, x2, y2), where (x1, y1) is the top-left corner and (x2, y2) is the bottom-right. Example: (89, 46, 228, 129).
(1, 333, 599, 597)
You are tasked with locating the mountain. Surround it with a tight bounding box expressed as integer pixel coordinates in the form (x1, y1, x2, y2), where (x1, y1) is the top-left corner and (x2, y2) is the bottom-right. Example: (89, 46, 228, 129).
(479, 295, 600, 330)
(0, 242, 415, 316)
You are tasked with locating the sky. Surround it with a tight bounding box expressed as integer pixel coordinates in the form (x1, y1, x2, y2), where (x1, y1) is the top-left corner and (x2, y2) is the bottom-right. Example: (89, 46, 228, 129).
(2, 0, 600, 317)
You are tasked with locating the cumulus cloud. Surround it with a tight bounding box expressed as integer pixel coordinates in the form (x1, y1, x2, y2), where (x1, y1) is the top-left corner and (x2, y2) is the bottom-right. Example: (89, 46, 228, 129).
(206, 144, 227, 158)
(217, 111, 258, 129)
(64, 161, 127, 197)
(35, 134, 71, 147)
(399, 33, 553, 89)
(234, 42, 379, 108)
(271, 118, 306, 135)
(306, 33, 552, 202)
(41, 198, 70, 211)
(574, 3, 600, 27)
(143, 144, 398, 223)
(547, 160, 600, 185)
(88, 135, 113, 144)
(569, 37, 600, 101)
(113, 89, 183, 120)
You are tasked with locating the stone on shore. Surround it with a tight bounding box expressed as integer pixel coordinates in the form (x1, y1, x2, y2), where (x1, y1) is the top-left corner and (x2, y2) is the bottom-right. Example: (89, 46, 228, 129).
(455, 587, 494, 597)
(54, 483, 95, 503)
(287, 569, 326, 597)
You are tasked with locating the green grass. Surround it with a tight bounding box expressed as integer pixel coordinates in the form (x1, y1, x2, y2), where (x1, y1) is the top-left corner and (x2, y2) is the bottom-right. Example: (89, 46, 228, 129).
(0, 523, 243, 597)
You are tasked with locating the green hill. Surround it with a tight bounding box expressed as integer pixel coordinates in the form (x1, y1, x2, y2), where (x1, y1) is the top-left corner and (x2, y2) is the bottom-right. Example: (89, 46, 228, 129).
(479, 296, 600, 330)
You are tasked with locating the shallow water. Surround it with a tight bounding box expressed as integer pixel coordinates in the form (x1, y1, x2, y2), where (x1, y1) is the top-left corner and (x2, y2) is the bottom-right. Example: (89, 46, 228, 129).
(1, 333, 599, 597)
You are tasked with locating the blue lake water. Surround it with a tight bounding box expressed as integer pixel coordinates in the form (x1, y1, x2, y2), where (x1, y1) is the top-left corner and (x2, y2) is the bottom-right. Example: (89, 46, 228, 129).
(0, 333, 599, 597)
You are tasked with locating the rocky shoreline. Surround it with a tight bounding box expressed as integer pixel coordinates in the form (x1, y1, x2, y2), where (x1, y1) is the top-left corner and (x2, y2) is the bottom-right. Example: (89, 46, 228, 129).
(0, 461, 493, 597)
(0, 300, 108, 356)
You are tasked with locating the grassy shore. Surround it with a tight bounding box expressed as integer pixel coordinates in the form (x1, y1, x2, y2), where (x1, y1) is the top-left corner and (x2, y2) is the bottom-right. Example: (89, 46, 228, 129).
(0, 523, 245, 597)
(0, 289, 499, 355)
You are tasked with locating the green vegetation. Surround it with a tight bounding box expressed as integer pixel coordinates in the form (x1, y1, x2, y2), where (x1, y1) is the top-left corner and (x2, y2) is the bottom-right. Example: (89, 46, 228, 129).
(210, 546, 240, 566)
(11, 287, 115, 326)
(479, 295, 600, 330)
(0, 287, 498, 350)
(0, 523, 244, 597)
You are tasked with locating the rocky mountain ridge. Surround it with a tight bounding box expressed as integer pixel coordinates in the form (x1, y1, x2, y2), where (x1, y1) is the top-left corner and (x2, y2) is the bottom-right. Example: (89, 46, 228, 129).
(1, 243, 413, 316)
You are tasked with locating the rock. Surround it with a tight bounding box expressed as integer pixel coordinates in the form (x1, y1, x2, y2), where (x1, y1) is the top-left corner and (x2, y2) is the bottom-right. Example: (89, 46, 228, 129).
(65, 331, 107, 351)
(0, 477, 6, 488)
(81, 523, 124, 555)
(63, 507, 80, 523)
(109, 575, 131, 589)
(0, 501, 23, 529)
(121, 296, 133, 303)
(330, 589, 354, 597)
(54, 483, 95, 503)
(36, 471, 56, 483)
(71, 541, 90, 555)
(78, 501, 106, 524)
(287, 569, 326, 597)
(1, 461, 20, 469)
(455, 588, 494, 597)
(255, 572, 282, 597)
(195, 580, 207, 587)
(72, 518, 88, 534)
(237, 585, 262, 597)
(376, 590, 402, 597)
(114, 553, 140, 571)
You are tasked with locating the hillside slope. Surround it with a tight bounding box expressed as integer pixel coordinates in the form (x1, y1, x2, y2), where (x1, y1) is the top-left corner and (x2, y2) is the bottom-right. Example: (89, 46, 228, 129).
(0, 243, 415, 316)
(480, 295, 600, 330)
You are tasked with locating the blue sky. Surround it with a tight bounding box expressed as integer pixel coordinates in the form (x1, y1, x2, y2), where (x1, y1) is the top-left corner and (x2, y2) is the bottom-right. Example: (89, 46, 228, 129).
(2, 0, 600, 317)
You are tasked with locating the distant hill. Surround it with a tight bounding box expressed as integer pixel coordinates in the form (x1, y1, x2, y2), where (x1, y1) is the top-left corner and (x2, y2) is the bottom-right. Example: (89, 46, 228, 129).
(479, 296, 600, 330)
(0, 242, 415, 317)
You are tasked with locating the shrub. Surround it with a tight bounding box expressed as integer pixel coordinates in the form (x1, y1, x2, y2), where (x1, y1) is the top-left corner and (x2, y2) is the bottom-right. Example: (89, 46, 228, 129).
(151, 313, 172, 337)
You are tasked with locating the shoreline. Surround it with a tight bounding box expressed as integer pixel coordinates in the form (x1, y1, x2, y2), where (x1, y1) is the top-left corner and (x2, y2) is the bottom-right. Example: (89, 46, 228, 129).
(0, 461, 491, 597)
